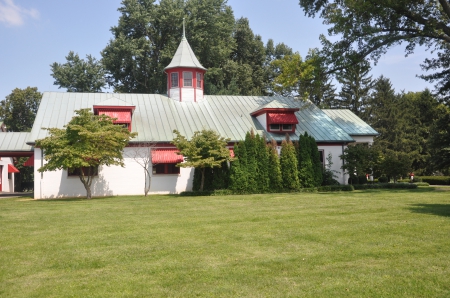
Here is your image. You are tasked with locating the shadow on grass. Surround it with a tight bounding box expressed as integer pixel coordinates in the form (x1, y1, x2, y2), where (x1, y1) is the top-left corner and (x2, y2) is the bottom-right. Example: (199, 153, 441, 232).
(409, 204, 450, 218)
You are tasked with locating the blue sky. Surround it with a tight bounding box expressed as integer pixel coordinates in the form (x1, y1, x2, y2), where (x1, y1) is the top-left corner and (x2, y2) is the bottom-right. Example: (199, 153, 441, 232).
(0, 0, 435, 102)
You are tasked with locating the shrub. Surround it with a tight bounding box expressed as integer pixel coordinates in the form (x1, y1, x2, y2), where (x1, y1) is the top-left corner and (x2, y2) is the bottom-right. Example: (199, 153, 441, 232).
(358, 175, 368, 184)
(378, 176, 389, 183)
(318, 185, 354, 192)
(418, 176, 450, 185)
(348, 176, 359, 184)
(353, 183, 418, 190)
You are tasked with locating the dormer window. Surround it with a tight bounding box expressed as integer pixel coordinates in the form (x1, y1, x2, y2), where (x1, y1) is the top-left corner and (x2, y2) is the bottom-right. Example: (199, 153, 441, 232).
(93, 104, 135, 132)
(267, 113, 298, 133)
(183, 71, 193, 87)
(251, 106, 300, 134)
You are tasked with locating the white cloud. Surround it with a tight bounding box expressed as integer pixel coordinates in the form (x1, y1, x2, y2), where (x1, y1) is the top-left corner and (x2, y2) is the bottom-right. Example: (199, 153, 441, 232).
(0, 0, 39, 27)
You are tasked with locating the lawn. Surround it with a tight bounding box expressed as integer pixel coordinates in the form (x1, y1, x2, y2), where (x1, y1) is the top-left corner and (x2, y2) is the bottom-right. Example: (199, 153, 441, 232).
(1, 188, 450, 297)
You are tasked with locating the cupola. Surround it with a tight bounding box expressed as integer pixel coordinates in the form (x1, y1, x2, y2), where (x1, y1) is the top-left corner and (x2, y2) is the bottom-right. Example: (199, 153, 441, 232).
(164, 20, 206, 102)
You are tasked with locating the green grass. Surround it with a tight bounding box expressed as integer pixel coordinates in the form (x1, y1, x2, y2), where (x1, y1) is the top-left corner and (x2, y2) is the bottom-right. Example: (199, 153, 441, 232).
(1, 188, 450, 297)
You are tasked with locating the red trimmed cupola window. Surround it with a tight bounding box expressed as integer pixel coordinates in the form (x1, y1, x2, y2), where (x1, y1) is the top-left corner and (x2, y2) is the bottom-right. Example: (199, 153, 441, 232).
(251, 108, 299, 134)
(166, 67, 205, 102)
(93, 105, 135, 132)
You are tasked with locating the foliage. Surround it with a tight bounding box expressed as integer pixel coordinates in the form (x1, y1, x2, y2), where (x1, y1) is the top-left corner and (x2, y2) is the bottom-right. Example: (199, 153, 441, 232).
(14, 157, 34, 192)
(50, 51, 107, 92)
(126, 142, 156, 196)
(267, 140, 283, 192)
(379, 151, 412, 183)
(317, 185, 354, 192)
(270, 53, 314, 97)
(299, 49, 336, 108)
(296, 134, 315, 188)
(280, 137, 300, 190)
(36, 109, 137, 199)
(253, 133, 270, 192)
(102, 0, 234, 94)
(298, 0, 450, 101)
(378, 176, 389, 183)
(417, 176, 450, 186)
(244, 131, 258, 192)
(335, 58, 373, 116)
(0, 87, 42, 132)
(322, 153, 340, 186)
(341, 144, 379, 182)
(429, 105, 450, 173)
(172, 129, 230, 191)
(352, 183, 418, 190)
(192, 161, 230, 191)
(229, 142, 248, 192)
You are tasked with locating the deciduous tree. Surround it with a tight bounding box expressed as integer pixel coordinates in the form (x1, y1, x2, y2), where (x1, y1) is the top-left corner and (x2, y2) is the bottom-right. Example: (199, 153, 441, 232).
(298, 0, 450, 101)
(0, 87, 41, 132)
(50, 51, 106, 92)
(172, 129, 231, 191)
(36, 109, 137, 199)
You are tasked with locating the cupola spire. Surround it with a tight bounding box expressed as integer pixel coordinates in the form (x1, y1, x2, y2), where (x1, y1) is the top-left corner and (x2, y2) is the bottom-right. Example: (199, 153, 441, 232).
(164, 19, 207, 103)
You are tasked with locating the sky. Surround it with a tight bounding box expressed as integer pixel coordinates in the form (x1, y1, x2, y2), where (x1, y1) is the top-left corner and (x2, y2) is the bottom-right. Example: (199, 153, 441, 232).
(0, 0, 436, 102)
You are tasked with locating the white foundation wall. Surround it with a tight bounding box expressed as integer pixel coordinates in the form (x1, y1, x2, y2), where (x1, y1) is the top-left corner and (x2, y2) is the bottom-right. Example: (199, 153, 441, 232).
(34, 148, 194, 199)
(318, 145, 348, 185)
(0, 157, 14, 192)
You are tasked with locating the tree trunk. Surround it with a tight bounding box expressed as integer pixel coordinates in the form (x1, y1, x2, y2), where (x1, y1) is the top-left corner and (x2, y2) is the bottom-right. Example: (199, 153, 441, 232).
(200, 168, 205, 192)
(144, 168, 151, 196)
(79, 173, 92, 199)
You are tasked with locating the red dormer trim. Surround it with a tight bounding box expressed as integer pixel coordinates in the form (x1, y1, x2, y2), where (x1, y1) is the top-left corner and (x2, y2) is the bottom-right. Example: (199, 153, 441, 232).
(250, 107, 300, 117)
(93, 105, 135, 132)
(251, 108, 299, 134)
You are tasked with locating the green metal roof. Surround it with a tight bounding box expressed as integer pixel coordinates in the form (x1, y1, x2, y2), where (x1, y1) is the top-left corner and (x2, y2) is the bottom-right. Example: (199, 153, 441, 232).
(322, 109, 379, 136)
(164, 37, 206, 71)
(0, 132, 33, 152)
(28, 92, 360, 144)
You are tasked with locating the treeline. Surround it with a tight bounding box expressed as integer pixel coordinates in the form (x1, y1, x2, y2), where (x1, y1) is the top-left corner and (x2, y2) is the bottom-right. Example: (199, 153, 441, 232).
(192, 131, 328, 193)
(339, 77, 450, 176)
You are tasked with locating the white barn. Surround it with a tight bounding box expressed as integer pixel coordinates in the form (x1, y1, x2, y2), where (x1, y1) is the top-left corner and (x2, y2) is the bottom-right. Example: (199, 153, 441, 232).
(0, 35, 378, 199)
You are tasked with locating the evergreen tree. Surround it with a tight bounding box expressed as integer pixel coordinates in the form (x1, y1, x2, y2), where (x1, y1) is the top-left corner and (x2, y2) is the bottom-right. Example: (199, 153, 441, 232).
(244, 131, 258, 192)
(280, 137, 300, 190)
(255, 134, 270, 192)
(229, 142, 249, 192)
(308, 135, 323, 186)
(267, 140, 283, 191)
(211, 161, 230, 190)
(335, 59, 373, 116)
(296, 134, 315, 188)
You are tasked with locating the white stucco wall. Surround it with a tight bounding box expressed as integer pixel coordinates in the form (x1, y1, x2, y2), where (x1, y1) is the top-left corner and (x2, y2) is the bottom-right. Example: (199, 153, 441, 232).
(256, 114, 267, 129)
(34, 148, 194, 199)
(0, 157, 14, 192)
(350, 135, 375, 145)
(317, 144, 348, 185)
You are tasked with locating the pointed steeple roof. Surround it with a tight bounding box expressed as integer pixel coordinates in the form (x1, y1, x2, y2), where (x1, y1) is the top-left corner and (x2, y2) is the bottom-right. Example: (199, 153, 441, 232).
(164, 20, 206, 71)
